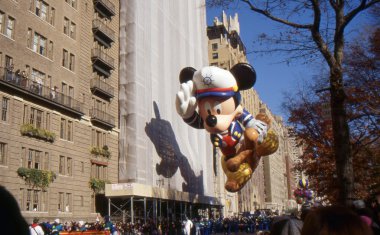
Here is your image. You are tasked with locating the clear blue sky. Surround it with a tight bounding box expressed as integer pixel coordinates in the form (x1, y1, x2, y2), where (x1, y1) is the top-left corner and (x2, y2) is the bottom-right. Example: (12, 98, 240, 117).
(206, 3, 370, 120)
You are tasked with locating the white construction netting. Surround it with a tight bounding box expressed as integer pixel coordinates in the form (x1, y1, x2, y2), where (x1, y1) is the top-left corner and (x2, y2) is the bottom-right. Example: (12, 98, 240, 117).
(119, 0, 216, 197)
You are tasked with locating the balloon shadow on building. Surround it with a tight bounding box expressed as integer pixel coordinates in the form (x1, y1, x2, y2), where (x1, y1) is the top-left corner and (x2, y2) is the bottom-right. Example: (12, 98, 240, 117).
(145, 101, 204, 195)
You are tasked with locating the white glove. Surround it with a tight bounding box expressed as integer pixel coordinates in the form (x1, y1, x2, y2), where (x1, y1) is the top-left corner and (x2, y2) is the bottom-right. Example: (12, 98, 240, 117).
(247, 119, 268, 143)
(175, 80, 197, 119)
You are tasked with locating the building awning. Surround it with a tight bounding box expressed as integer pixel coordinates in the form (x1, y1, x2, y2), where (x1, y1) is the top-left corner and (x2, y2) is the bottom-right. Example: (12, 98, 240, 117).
(105, 183, 222, 206)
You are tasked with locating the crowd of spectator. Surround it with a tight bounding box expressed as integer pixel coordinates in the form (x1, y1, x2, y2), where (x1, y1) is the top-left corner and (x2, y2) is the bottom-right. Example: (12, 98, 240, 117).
(26, 200, 380, 235)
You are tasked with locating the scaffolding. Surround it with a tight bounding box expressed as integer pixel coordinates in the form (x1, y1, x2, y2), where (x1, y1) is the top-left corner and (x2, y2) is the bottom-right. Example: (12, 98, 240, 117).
(106, 183, 223, 224)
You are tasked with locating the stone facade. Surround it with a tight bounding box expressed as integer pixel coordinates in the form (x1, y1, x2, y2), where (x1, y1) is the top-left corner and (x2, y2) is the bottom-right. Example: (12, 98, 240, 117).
(0, 0, 119, 222)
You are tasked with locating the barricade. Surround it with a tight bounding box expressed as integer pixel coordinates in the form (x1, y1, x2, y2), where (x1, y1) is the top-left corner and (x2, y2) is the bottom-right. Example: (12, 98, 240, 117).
(59, 231, 111, 235)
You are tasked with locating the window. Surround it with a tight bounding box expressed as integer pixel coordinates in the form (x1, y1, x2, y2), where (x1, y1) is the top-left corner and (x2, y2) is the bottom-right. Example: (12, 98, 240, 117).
(67, 157, 72, 176)
(44, 152, 49, 170)
(45, 112, 50, 130)
(71, 0, 77, 8)
(80, 161, 84, 173)
(21, 188, 46, 211)
(58, 192, 72, 212)
(60, 118, 73, 141)
(64, 17, 75, 39)
(62, 49, 75, 71)
(33, 32, 47, 56)
(40, 2, 47, 20)
(212, 53, 218, 59)
(65, 193, 72, 212)
(31, 68, 45, 86)
(27, 28, 32, 48)
(59, 155, 65, 174)
(32, 0, 53, 24)
(36, 109, 42, 128)
(5, 55, 13, 68)
(212, 43, 218, 51)
(27, 149, 42, 169)
(61, 82, 67, 95)
(58, 192, 64, 211)
(0, 12, 15, 39)
(70, 22, 76, 39)
(91, 162, 107, 180)
(67, 120, 72, 141)
(59, 155, 72, 176)
(66, 0, 77, 9)
(62, 49, 68, 67)
(69, 53, 75, 71)
(48, 41, 53, 59)
(0, 11, 4, 34)
(6, 16, 15, 39)
(0, 142, 6, 165)
(35, 0, 41, 16)
(2, 97, 9, 121)
(63, 17, 69, 35)
(60, 118, 65, 139)
(49, 8, 55, 25)
(28, 107, 43, 128)
(92, 129, 107, 148)
(80, 195, 84, 207)
(69, 86, 74, 97)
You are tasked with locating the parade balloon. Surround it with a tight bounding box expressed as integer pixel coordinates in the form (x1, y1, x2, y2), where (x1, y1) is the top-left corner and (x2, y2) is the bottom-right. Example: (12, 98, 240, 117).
(176, 64, 279, 193)
(299, 178, 308, 189)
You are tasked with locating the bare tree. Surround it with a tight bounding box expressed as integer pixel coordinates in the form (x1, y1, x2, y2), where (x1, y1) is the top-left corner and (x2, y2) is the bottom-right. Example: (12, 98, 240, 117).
(207, 0, 380, 205)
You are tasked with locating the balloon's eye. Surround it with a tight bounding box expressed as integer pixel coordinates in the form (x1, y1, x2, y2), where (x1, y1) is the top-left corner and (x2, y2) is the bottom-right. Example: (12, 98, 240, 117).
(205, 102, 212, 115)
(214, 101, 222, 115)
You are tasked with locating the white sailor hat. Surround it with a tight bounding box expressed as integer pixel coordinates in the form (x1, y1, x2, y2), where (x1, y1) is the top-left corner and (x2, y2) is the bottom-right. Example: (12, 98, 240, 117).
(193, 66, 238, 99)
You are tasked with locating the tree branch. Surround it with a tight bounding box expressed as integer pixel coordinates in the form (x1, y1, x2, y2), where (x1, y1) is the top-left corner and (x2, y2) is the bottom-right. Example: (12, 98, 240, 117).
(343, 0, 380, 29)
(329, 0, 338, 10)
(310, 0, 336, 67)
(241, 0, 313, 29)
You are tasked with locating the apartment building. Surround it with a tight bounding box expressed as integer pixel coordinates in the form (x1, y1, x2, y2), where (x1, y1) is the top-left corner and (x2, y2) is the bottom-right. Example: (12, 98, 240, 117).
(259, 105, 288, 212)
(0, 0, 119, 222)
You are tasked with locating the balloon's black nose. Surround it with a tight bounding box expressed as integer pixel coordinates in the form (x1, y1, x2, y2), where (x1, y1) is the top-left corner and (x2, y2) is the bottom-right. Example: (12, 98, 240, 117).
(206, 115, 217, 127)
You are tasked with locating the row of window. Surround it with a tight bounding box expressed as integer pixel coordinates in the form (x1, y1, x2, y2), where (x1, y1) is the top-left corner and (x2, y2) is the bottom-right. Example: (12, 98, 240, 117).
(2, 8, 77, 42)
(0, 142, 108, 180)
(26, 28, 76, 71)
(1, 52, 76, 95)
(0, 138, 109, 169)
(1, 93, 110, 144)
(30, 0, 77, 28)
(19, 188, 79, 212)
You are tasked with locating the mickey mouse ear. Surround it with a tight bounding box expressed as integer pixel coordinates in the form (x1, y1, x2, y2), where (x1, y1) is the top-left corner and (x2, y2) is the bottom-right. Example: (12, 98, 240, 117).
(230, 63, 256, 90)
(179, 67, 196, 84)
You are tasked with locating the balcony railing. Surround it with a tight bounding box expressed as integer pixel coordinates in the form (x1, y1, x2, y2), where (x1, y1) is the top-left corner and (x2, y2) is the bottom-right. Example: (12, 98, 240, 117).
(90, 108, 115, 128)
(90, 78, 114, 99)
(92, 19, 115, 47)
(0, 69, 84, 115)
(93, 0, 115, 18)
(91, 48, 115, 74)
